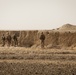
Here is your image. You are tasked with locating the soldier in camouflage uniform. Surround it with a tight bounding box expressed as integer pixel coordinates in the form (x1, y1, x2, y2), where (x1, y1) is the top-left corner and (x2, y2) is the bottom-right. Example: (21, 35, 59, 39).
(13, 33, 18, 47)
(6, 33, 12, 47)
(40, 32, 45, 48)
(2, 34, 6, 47)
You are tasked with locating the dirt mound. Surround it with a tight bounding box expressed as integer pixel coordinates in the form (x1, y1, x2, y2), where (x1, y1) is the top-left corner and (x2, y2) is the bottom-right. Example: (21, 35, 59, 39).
(58, 24, 76, 31)
(34, 31, 76, 49)
(0, 30, 76, 49)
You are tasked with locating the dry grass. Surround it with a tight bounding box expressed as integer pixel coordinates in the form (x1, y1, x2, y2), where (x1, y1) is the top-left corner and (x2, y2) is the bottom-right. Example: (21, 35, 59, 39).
(0, 47, 76, 60)
(0, 60, 76, 75)
(0, 47, 76, 75)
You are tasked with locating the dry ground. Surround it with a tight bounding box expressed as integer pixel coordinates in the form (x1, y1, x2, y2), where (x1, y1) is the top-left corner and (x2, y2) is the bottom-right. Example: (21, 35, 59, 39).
(0, 47, 76, 75)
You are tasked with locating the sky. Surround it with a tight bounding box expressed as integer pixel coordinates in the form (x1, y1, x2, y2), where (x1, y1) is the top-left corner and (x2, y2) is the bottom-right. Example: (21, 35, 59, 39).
(0, 0, 76, 30)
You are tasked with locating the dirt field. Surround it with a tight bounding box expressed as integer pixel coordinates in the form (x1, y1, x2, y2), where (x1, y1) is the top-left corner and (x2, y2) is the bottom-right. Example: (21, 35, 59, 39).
(0, 47, 76, 75)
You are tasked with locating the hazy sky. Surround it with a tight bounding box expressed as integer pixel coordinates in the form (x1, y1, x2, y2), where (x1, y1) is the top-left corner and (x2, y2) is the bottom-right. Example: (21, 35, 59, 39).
(0, 0, 76, 30)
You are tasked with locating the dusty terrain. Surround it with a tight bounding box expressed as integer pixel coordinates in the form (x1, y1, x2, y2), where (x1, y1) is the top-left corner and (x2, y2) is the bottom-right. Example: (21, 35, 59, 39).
(0, 24, 76, 75)
(0, 47, 76, 75)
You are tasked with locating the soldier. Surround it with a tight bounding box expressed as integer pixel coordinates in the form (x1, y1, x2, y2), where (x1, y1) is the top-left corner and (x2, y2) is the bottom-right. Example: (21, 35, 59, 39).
(13, 33, 18, 47)
(6, 33, 12, 47)
(2, 34, 6, 47)
(40, 32, 45, 48)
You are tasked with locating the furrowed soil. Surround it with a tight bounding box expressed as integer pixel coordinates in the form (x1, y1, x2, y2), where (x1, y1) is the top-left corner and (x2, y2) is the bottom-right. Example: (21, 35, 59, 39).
(0, 47, 76, 75)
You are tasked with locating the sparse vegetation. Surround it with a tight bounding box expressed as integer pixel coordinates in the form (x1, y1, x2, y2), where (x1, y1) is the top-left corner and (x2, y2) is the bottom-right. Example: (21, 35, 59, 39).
(0, 47, 75, 75)
(0, 24, 76, 75)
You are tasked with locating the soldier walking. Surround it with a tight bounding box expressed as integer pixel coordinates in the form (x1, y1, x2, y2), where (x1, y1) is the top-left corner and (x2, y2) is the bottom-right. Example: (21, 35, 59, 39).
(40, 32, 45, 48)
(6, 33, 12, 47)
(2, 34, 6, 47)
(13, 34, 18, 47)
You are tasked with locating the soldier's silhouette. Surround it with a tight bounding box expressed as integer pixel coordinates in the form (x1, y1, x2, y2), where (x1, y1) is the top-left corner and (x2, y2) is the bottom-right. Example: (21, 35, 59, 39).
(40, 32, 45, 48)
(6, 33, 12, 47)
(2, 34, 6, 47)
(13, 33, 18, 47)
